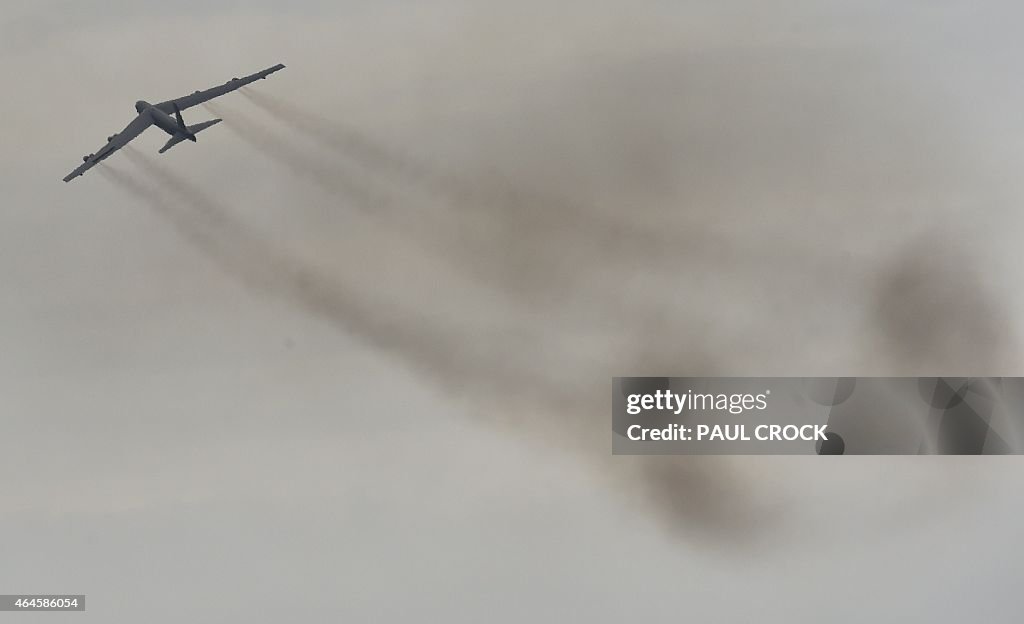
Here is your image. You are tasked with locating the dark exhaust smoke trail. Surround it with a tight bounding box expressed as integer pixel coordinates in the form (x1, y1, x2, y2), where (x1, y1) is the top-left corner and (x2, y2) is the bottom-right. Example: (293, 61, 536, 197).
(207, 98, 590, 254)
(97, 164, 261, 287)
(238, 88, 858, 279)
(205, 92, 995, 544)
(870, 238, 1016, 373)
(115, 145, 535, 395)
(203, 101, 597, 314)
(236, 89, 699, 244)
(206, 100, 631, 304)
(204, 102, 405, 221)
(217, 96, 858, 323)
(241, 88, 485, 204)
(240, 88, 643, 244)
(201, 101, 489, 263)
(103, 148, 762, 545)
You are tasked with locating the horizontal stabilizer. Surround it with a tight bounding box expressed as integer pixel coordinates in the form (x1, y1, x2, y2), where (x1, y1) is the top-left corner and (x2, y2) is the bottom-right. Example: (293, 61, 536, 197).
(158, 118, 222, 154)
(187, 118, 222, 135)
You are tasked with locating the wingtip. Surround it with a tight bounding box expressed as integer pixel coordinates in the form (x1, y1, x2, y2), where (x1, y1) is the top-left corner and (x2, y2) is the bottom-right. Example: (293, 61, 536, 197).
(260, 63, 285, 79)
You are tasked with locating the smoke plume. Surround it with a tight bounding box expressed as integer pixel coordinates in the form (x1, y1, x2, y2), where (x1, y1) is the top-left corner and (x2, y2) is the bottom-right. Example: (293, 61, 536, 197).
(104, 147, 754, 543)
(98, 5, 1023, 545)
(237, 89, 853, 290)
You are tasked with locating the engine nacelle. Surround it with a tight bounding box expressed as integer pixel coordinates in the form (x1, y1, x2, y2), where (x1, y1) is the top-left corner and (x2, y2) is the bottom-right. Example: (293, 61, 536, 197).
(108, 135, 116, 142)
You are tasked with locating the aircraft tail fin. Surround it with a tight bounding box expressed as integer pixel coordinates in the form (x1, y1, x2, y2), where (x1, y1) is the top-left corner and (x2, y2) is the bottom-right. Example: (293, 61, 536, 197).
(158, 118, 222, 154)
(172, 103, 188, 133)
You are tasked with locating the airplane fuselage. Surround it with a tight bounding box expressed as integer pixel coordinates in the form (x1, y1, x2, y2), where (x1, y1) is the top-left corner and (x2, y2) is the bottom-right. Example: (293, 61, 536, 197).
(135, 100, 194, 139)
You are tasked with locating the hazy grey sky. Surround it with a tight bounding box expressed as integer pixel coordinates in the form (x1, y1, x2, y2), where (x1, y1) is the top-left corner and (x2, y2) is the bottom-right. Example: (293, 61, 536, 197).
(3, 1, 1024, 621)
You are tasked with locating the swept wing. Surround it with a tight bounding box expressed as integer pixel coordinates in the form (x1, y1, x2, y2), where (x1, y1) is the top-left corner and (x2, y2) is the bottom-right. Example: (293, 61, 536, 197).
(153, 63, 286, 114)
(63, 112, 154, 182)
